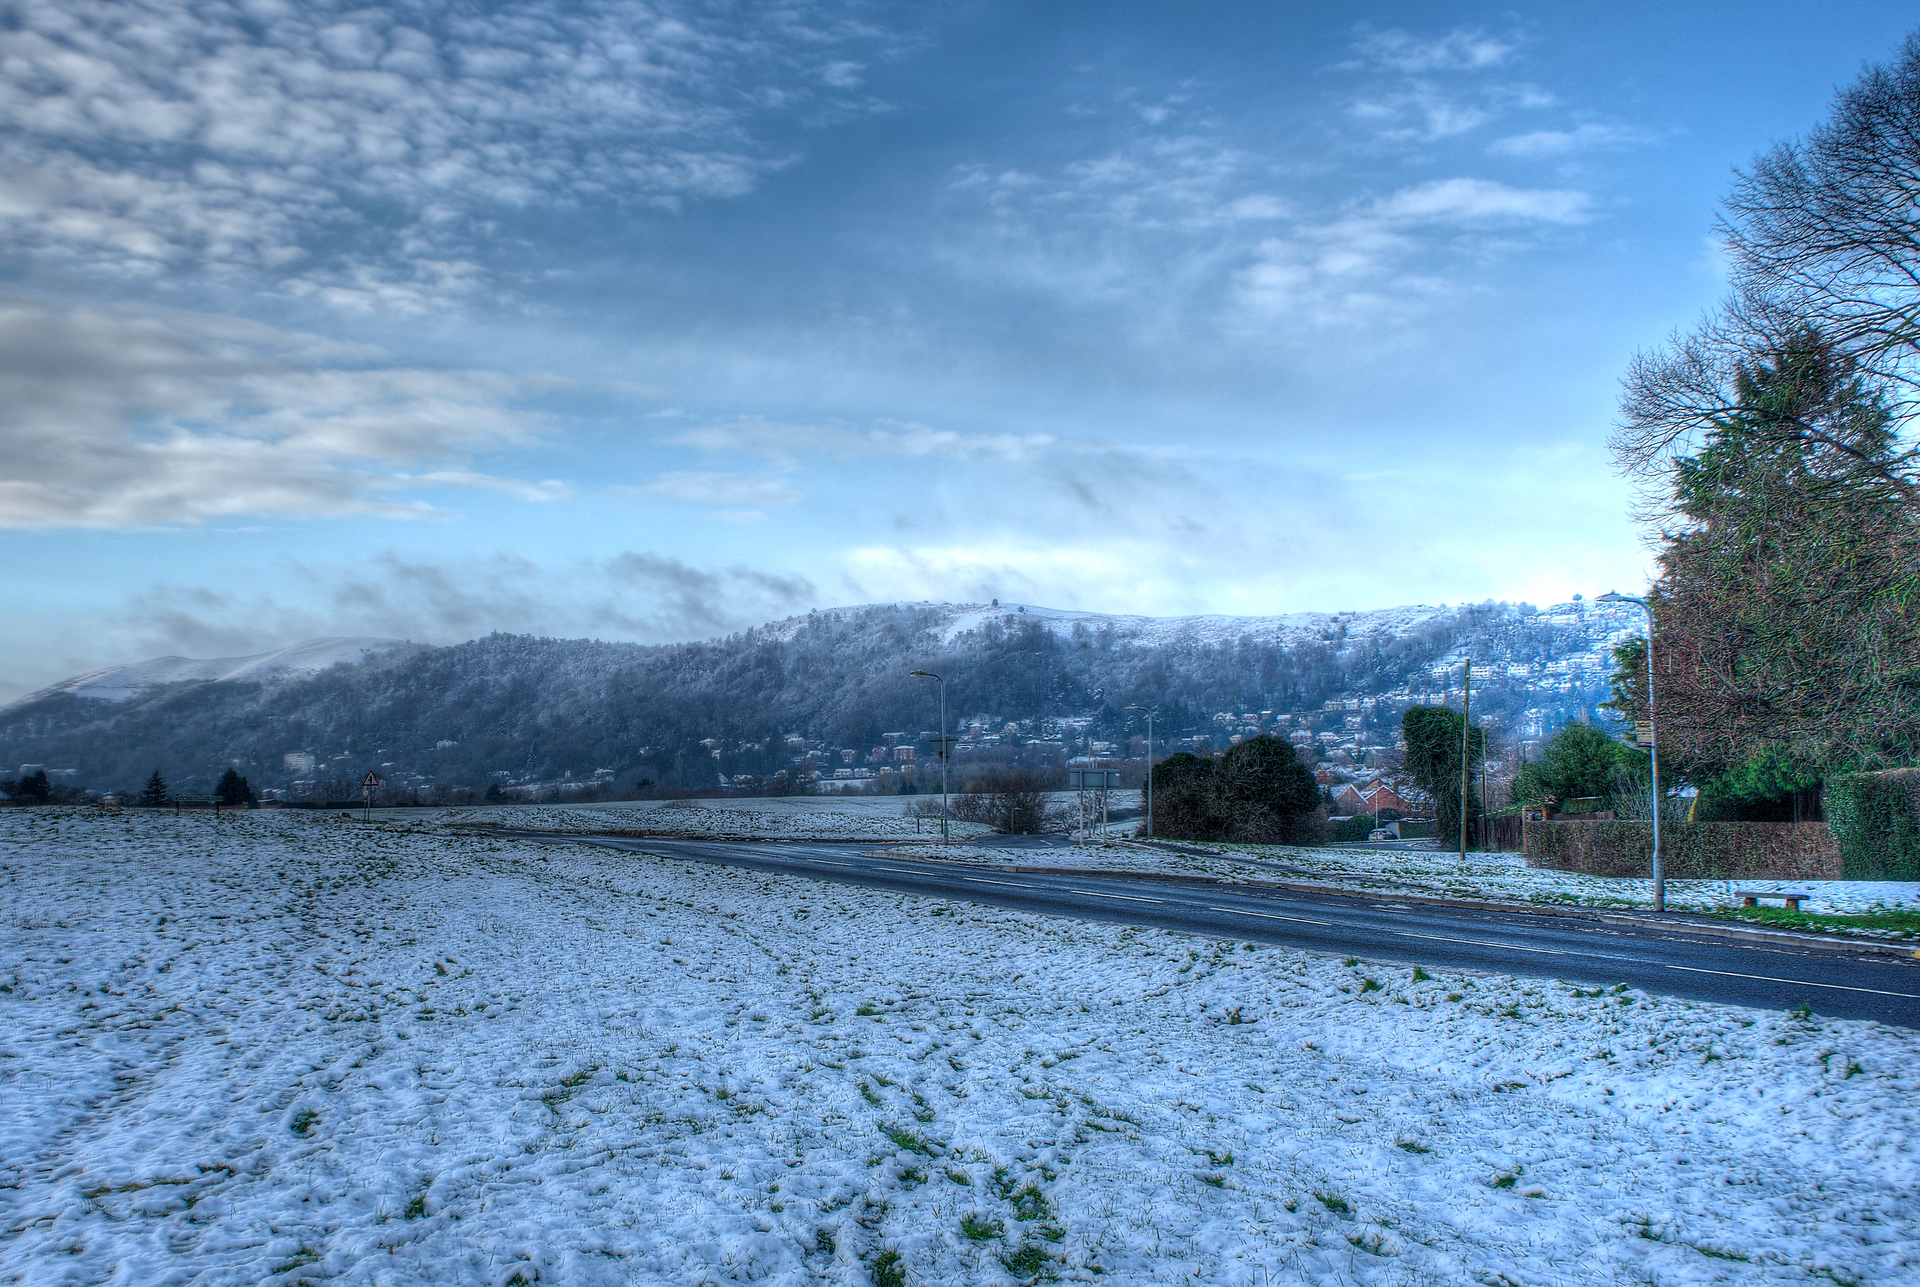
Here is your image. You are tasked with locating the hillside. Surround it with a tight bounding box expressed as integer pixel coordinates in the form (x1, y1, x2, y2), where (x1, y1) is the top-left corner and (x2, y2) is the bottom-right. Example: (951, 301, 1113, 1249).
(0, 599, 1641, 797)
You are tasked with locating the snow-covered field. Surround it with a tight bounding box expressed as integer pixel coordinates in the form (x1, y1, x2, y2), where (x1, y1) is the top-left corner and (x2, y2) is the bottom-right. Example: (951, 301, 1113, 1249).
(7, 809, 1916, 1286)
(439, 797, 995, 842)
(430, 797, 1920, 921)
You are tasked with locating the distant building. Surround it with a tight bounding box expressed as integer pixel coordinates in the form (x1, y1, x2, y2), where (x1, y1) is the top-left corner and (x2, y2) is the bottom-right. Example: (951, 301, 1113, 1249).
(283, 752, 316, 773)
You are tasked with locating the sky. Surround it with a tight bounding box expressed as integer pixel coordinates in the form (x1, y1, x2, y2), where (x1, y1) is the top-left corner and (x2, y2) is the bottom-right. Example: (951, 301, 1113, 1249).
(1, 0, 1914, 699)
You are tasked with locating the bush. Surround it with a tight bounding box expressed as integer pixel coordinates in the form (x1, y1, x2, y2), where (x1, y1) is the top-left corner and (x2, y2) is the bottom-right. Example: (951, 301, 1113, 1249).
(1147, 737, 1323, 843)
(1825, 768, 1920, 880)
(950, 769, 1057, 833)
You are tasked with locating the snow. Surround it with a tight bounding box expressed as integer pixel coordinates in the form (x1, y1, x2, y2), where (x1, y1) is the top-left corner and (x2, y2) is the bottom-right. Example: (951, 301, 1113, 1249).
(435, 799, 1920, 921)
(1201, 845, 1920, 919)
(4, 808, 1917, 1285)
(439, 797, 996, 841)
(8, 638, 414, 706)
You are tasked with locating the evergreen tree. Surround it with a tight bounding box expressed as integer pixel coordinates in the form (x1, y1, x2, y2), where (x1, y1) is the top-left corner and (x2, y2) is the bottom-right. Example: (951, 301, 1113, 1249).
(1402, 706, 1485, 844)
(139, 769, 169, 807)
(2, 769, 51, 805)
(215, 767, 253, 805)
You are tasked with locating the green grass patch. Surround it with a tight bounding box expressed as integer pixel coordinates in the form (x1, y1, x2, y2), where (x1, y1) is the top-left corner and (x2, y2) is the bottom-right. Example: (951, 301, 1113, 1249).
(962, 1212, 1004, 1241)
(290, 1109, 318, 1137)
(1000, 1243, 1051, 1278)
(1719, 905, 1920, 937)
(881, 1124, 938, 1156)
(869, 1247, 905, 1287)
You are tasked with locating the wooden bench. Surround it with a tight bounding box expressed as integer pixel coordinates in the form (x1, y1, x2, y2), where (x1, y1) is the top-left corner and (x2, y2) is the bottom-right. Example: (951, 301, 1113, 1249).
(1735, 890, 1809, 912)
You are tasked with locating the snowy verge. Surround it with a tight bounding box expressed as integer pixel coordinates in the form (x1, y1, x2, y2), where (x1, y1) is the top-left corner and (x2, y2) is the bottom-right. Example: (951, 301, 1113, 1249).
(5, 809, 1916, 1286)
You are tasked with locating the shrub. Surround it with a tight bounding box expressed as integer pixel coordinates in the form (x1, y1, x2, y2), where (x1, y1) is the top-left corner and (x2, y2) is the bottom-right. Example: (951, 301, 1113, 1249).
(950, 769, 1057, 833)
(1826, 768, 1920, 880)
(1147, 737, 1323, 843)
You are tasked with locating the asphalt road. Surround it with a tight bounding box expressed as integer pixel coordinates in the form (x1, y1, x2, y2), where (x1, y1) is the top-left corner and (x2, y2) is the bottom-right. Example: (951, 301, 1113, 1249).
(494, 831, 1920, 1028)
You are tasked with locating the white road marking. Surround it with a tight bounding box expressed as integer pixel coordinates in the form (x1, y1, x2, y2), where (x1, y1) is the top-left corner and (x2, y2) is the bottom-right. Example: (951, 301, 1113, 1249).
(1069, 889, 1164, 903)
(1665, 964, 1920, 999)
(1207, 906, 1332, 927)
(965, 877, 1037, 889)
(810, 860, 854, 867)
(1395, 930, 1563, 955)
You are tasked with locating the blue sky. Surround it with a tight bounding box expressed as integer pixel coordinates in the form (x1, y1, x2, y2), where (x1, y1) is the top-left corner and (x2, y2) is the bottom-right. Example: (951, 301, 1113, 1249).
(1, 0, 1913, 697)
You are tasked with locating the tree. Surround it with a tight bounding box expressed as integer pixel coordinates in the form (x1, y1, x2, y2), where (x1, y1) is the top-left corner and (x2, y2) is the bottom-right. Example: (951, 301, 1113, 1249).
(1616, 35, 1920, 486)
(2, 769, 51, 805)
(215, 767, 254, 806)
(952, 769, 1055, 833)
(139, 769, 169, 807)
(1145, 737, 1321, 843)
(1612, 37, 1920, 778)
(1624, 331, 1920, 775)
(1402, 706, 1484, 844)
(1148, 752, 1224, 840)
(1512, 723, 1641, 812)
(483, 782, 506, 803)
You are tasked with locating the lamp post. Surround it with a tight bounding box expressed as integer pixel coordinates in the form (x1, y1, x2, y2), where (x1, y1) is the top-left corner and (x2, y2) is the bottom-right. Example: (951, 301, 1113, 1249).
(1598, 590, 1663, 912)
(908, 670, 950, 843)
(1126, 704, 1155, 839)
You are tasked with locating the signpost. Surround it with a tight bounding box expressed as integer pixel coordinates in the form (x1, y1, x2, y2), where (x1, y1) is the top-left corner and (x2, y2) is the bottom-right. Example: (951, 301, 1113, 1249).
(1068, 766, 1120, 842)
(361, 771, 381, 823)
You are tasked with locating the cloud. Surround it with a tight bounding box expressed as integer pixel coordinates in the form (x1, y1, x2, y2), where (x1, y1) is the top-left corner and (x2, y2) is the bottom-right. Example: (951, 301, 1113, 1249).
(670, 419, 1055, 464)
(0, 293, 555, 527)
(1488, 122, 1649, 158)
(1233, 179, 1590, 326)
(1353, 26, 1518, 73)
(636, 470, 803, 520)
(1372, 178, 1590, 225)
(116, 550, 820, 661)
(0, 0, 892, 304)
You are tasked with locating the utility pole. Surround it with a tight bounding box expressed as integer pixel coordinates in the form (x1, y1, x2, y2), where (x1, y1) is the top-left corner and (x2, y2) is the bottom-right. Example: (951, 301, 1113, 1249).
(1126, 704, 1155, 839)
(908, 670, 951, 843)
(1598, 592, 1663, 911)
(1459, 659, 1472, 860)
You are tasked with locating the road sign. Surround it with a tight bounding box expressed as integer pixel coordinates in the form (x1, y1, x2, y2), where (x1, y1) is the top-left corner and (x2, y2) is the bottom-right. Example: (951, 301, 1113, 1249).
(362, 771, 382, 789)
(925, 736, 959, 759)
(1068, 768, 1120, 790)
(1634, 721, 1654, 748)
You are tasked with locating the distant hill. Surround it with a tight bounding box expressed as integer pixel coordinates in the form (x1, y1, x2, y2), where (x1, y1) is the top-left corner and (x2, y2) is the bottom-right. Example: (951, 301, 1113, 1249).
(0, 600, 1639, 796)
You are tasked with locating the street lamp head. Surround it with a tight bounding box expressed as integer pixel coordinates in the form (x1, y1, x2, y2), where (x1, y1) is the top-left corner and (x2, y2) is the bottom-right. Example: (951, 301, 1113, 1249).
(1596, 590, 1641, 605)
(908, 669, 939, 680)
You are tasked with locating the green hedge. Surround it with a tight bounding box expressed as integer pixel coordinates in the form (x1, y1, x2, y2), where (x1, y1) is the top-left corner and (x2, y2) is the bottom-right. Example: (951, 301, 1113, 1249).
(1825, 769, 1920, 880)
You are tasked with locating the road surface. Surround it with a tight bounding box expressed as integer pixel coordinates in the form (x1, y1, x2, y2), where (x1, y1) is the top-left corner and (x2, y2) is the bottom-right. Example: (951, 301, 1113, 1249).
(492, 830, 1920, 1028)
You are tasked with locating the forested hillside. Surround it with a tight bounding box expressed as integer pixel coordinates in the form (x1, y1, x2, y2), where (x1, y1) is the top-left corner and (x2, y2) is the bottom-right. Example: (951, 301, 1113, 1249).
(0, 600, 1636, 796)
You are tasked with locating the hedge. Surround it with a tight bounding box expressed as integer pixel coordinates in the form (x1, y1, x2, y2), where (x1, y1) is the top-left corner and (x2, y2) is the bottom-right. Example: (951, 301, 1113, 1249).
(1525, 820, 1840, 881)
(1825, 769, 1920, 881)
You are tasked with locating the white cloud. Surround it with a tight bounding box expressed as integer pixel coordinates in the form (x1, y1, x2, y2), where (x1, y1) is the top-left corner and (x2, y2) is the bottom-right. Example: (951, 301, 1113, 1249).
(1373, 178, 1590, 225)
(1234, 180, 1590, 326)
(1489, 122, 1649, 157)
(0, 0, 889, 304)
(106, 550, 820, 664)
(639, 471, 804, 513)
(0, 293, 556, 527)
(670, 419, 1055, 464)
(1353, 27, 1518, 73)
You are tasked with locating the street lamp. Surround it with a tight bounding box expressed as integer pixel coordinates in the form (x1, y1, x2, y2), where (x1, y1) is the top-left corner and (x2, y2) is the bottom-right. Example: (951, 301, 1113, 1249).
(908, 670, 950, 843)
(1597, 590, 1664, 912)
(1126, 704, 1155, 839)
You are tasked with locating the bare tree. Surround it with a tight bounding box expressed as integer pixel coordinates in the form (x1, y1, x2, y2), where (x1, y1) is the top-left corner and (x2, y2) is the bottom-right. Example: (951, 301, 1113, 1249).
(951, 769, 1058, 834)
(1615, 35, 1920, 495)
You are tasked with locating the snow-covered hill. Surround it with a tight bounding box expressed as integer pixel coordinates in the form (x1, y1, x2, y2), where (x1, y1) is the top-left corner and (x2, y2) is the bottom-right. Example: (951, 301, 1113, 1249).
(15, 638, 417, 706)
(0, 600, 1638, 795)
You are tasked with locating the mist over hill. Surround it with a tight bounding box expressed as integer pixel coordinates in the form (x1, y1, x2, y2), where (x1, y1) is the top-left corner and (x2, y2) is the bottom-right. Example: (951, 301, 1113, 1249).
(0, 600, 1639, 798)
